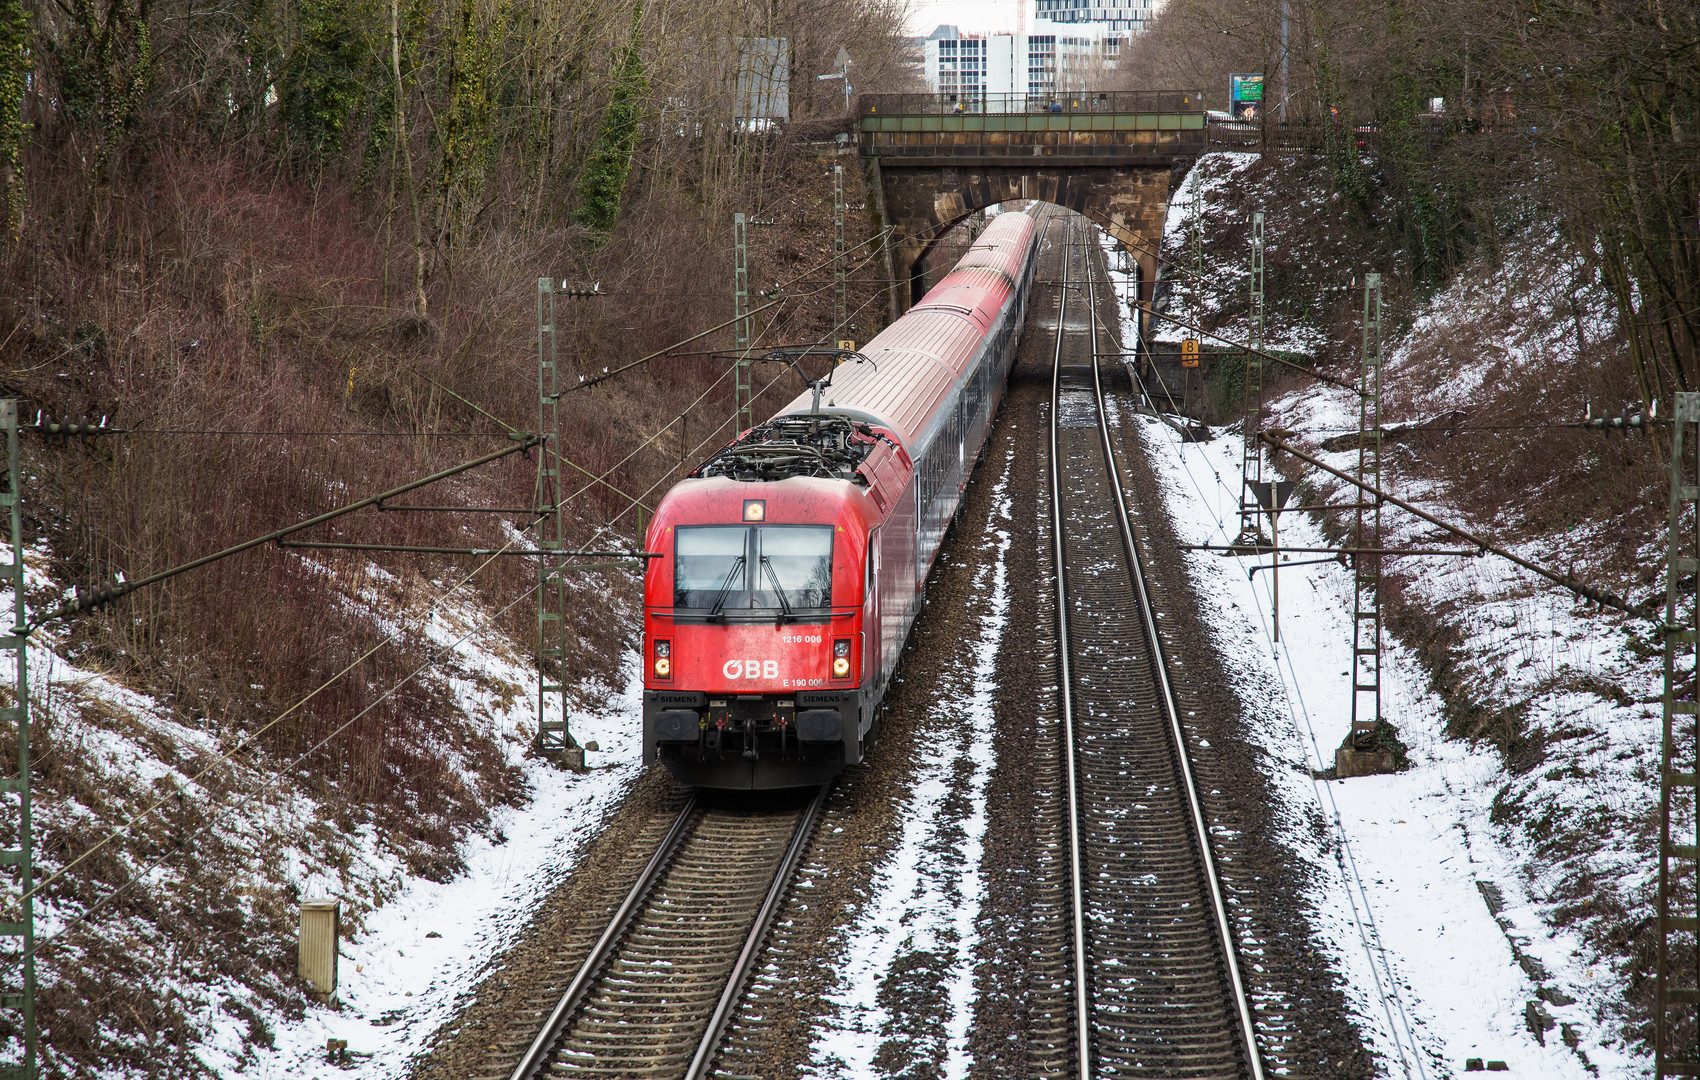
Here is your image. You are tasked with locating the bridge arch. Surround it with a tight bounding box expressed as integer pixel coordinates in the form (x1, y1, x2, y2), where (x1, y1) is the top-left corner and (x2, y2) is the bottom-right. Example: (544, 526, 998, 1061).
(856, 93, 1205, 355)
(872, 166, 1171, 345)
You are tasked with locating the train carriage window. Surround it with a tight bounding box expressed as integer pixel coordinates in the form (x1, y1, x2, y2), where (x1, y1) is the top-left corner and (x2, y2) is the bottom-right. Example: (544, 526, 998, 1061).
(675, 526, 748, 609)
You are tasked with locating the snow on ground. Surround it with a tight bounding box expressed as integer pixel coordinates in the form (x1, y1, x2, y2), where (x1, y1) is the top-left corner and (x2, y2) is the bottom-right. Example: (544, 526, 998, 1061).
(1094, 204, 1638, 1074)
(1133, 415, 1629, 1076)
(4, 534, 644, 1078)
(1152, 150, 1257, 339)
(1256, 215, 1655, 1071)
(810, 453, 1014, 1079)
(239, 652, 644, 1079)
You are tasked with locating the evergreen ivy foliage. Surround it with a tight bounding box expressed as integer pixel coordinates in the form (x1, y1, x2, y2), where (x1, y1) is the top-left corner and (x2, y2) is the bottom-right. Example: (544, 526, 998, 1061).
(437, 0, 509, 247)
(282, 0, 378, 161)
(1375, 74, 1455, 285)
(572, 1, 645, 236)
(0, 0, 25, 238)
(50, 0, 155, 193)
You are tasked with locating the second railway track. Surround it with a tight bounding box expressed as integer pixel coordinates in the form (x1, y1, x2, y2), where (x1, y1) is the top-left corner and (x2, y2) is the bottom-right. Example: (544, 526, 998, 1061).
(1047, 215, 1266, 1079)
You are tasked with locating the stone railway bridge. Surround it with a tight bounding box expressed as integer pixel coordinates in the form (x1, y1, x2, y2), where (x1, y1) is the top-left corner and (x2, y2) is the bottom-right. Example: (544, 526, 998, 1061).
(857, 91, 1209, 345)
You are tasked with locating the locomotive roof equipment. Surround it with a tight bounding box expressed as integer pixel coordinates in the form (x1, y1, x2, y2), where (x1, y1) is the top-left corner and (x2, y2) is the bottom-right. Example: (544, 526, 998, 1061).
(641, 210, 1038, 789)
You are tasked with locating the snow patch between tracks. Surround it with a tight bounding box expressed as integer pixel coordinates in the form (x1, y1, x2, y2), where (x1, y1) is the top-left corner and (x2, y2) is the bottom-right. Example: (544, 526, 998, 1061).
(808, 454, 1013, 1080)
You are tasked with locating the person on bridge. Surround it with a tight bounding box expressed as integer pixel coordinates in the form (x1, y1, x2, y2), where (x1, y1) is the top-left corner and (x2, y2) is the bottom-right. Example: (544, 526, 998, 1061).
(1049, 100, 1062, 114)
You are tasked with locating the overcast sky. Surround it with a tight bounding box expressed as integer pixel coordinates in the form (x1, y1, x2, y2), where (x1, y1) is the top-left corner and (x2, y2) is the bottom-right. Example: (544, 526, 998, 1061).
(905, 0, 1024, 35)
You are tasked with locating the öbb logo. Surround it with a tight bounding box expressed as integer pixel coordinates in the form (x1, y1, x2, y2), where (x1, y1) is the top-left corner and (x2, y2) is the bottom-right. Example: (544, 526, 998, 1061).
(723, 659, 780, 679)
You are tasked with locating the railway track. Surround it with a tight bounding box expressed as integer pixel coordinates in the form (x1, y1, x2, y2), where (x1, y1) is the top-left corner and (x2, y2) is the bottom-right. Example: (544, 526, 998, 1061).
(1046, 215, 1266, 1079)
(499, 786, 827, 1080)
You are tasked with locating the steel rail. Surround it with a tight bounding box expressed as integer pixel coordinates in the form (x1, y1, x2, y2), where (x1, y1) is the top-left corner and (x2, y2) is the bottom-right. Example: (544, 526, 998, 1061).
(505, 797, 699, 1080)
(1048, 215, 1095, 1078)
(682, 783, 830, 1080)
(1085, 253, 1269, 1080)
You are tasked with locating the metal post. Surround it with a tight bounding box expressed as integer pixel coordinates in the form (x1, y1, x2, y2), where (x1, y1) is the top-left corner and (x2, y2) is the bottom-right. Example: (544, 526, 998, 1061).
(733, 212, 753, 434)
(1271, 504, 1281, 642)
(1237, 211, 1266, 544)
(0, 399, 37, 1079)
(1658, 391, 1700, 1079)
(1190, 189, 1205, 414)
(535, 280, 580, 768)
(1280, 0, 1291, 126)
(1250, 479, 1295, 644)
(1348, 274, 1383, 752)
(833, 165, 847, 343)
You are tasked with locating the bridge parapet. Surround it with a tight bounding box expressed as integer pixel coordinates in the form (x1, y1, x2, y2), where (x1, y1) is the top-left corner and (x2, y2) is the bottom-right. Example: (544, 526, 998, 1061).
(859, 92, 1207, 164)
(860, 92, 1205, 115)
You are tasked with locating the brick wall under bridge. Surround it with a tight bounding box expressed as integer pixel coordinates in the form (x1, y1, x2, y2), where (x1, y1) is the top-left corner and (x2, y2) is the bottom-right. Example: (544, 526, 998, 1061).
(866, 161, 1174, 338)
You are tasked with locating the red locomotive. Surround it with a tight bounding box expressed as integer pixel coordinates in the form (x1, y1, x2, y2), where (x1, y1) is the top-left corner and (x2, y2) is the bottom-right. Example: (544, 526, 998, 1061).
(641, 210, 1038, 788)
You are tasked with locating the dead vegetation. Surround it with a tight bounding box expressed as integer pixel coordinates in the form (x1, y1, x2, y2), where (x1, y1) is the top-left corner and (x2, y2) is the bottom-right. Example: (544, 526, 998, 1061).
(1171, 142, 1669, 1051)
(0, 0, 913, 1071)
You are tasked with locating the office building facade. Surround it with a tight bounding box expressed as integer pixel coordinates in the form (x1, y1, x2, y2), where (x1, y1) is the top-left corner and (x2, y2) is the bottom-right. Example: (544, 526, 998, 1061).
(924, 23, 1126, 103)
(1035, 0, 1155, 33)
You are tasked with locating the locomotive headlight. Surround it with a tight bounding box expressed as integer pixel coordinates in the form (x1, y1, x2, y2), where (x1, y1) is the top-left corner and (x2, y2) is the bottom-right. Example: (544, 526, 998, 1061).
(653, 639, 672, 680)
(832, 638, 852, 678)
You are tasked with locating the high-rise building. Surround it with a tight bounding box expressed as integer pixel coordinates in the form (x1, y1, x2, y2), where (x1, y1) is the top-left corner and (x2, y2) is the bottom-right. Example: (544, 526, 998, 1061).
(923, 23, 1125, 102)
(1034, 0, 1155, 33)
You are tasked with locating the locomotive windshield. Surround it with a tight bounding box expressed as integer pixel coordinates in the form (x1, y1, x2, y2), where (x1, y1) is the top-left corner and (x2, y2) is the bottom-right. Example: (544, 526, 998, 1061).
(674, 525, 832, 613)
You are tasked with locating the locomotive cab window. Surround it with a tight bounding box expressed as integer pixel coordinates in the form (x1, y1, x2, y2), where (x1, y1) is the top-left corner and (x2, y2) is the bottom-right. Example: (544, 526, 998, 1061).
(674, 526, 749, 608)
(752, 526, 833, 610)
(674, 524, 832, 613)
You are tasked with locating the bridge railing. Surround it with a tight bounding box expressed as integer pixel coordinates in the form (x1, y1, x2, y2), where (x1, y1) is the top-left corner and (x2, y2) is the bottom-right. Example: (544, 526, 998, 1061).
(860, 91, 1207, 116)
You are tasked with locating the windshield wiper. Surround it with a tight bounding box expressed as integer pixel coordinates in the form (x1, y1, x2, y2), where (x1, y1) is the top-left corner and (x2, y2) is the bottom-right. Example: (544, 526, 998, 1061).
(760, 556, 795, 626)
(707, 556, 745, 622)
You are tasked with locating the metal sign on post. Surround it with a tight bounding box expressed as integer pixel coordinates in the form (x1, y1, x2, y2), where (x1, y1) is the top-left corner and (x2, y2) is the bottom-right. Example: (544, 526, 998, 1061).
(1181, 338, 1200, 368)
(817, 48, 852, 114)
(1250, 479, 1297, 642)
(0, 399, 37, 1079)
(1657, 391, 1700, 1080)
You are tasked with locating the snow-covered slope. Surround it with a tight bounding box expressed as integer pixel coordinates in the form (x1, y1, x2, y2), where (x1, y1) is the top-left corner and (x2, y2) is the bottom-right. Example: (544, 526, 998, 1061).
(8, 539, 642, 1076)
(1121, 151, 1660, 1074)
